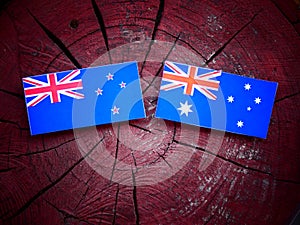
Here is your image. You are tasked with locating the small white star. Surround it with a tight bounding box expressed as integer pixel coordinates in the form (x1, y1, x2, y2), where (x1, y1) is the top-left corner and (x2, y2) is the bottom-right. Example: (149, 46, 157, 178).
(177, 101, 193, 117)
(244, 83, 251, 90)
(254, 97, 262, 104)
(111, 106, 120, 115)
(227, 96, 234, 103)
(119, 81, 126, 88)
(237, 120, 244, 128)
(106, 73, 114, 80)
(95, 88, 103, 96)
(247, 106, 252, 111)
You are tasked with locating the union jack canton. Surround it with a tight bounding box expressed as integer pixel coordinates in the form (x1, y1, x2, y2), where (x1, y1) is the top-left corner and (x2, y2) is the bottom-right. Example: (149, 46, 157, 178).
(161, 61, 222, 100)
(23, 70, 84, 107)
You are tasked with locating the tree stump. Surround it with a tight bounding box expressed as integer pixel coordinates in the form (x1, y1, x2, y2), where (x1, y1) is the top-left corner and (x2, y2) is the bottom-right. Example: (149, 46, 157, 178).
(0, 0, 299, 224)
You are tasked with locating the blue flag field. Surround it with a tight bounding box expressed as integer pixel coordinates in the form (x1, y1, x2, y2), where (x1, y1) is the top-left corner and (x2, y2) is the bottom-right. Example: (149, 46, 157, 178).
(155, 61, 278, 138)
(23, 61, 145, 135)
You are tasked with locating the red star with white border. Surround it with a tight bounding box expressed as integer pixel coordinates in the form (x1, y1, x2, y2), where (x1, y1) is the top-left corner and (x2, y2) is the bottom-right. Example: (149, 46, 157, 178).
(111, 106, 120, 115)
(119, 81, 126, 88)
(106, 73, 114, 81)
(95, 88, 103, 96)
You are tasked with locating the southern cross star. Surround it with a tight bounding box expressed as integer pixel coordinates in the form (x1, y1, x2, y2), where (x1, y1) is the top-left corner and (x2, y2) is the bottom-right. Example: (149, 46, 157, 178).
(106, 73, 114, 81)
(244, 83, 251, 90)
(237, 120, 244, 128)
(227, 96, 234, 103)
(254, 97, 261, 104)
(111, 106, 120, 115)
(119, 81, 126, 88)
(95, 88, 103, 96)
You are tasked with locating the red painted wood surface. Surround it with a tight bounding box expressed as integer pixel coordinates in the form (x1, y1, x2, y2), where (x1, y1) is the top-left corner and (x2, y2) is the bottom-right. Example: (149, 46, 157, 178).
(1, 0, 300, 224)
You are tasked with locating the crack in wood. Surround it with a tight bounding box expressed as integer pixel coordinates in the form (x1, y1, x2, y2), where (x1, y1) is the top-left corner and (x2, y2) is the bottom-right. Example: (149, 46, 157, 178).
(131, 150, 138, 168)
(133, 17, 156, 22)
(15, 138, 76, 158)
(45, 199, 94, 225)
(0, 118, 29, 131)
(5, 136, 104, 221)
(107, 24, 138, 29)
(275, 178, 300, 185)
(74, 171, 96, 211)
(275, 106, 281, 160)
(129, 123, 152, 133)
(160, 122, 177, 162)
(149, 98, 158, 104)
(206, 10, 261, 65)
(140, 0, 165, 74)
(151, 0, 165, 41)
(27, 10, 82, 69)
(288, 206, 300, 225)
(45, 29, 100, 71)
(0, 167, 17, 173)
(158, 28, 207, 61)
(174, 14, 219, 47)
(131, 169, 140, 225)
(0, 0, 10, 11)
(0, 88, 24, 100)
(112, 183, 119, 225)
(91, 0, 112, 63)
(74, 186, 90, 210)
(179, 3, 203, 17)
(142, 33, 181, 95)
(150, 122, 177, 168)
(154, 151, 172, 168)
(0, 152, 14, 155)
(275, 91, 300, 103)
(110, 123, 120, 182)
(142, 64, 162, 94)
(270, 0, 299, 28)
(174, 140, 300, 184)
(175, 140, 268, 174)
(76, 183, 116, 217)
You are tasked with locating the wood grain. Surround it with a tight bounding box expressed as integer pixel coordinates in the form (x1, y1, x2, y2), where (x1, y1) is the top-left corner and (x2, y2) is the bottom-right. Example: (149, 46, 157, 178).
(0, 0, 299, 224)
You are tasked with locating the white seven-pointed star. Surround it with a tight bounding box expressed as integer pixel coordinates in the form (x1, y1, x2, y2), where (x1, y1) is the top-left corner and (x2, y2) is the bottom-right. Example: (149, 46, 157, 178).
(237, 120, 244, 128)
(254, 97, 262, 104)
(106, 73, 114, 80)
(177, 101, 193, 117)
(244, 83, 251, 90)
(227, 96, 234, 103)
(95, 88, 103, 96)
(247, 106, 252, 111)
(119, 81, 126, 88)
(111, 106, 120, 115)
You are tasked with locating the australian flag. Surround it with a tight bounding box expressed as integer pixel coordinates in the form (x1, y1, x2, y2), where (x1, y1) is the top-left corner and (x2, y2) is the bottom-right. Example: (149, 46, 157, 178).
(23, 61, 145, 135)
(155, 61, 278, 139)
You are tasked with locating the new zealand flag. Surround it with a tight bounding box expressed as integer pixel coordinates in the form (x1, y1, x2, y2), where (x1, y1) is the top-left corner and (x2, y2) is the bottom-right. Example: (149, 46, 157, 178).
(23, 62, 145, 135)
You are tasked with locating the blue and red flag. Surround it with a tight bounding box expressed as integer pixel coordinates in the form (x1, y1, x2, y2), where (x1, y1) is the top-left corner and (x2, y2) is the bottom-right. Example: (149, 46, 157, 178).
(23, 61, 145, 135)
(155, 61, 278, 138)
